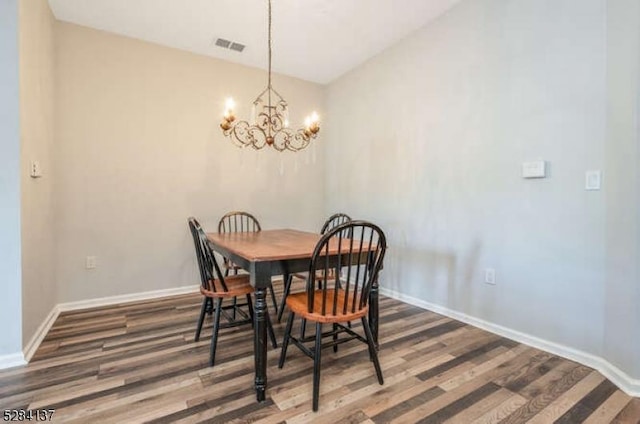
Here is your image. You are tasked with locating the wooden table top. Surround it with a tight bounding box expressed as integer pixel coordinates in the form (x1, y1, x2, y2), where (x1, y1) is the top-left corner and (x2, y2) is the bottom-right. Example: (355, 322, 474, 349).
(206, 229, 325, 262)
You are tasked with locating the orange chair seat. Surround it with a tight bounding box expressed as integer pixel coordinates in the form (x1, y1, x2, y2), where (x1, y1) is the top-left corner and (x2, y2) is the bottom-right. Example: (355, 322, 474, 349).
(286, 289, 368, 324)
(200, 274, 254, 298)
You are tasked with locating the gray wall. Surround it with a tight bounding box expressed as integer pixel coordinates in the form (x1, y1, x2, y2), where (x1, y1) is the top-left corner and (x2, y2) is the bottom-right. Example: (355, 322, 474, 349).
(0, 0, 23, 357)
(604, 0, 640, 378)
(325, 0, 633, 375)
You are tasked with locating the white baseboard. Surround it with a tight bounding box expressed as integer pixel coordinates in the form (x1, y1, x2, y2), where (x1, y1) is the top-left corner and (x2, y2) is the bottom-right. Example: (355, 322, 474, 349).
(56, 284, 199, 312)
(0, 352, 26, 369)
(4, 284, 200, 370)
(379, 287, 640, 397)
(23, 306, 60, 362)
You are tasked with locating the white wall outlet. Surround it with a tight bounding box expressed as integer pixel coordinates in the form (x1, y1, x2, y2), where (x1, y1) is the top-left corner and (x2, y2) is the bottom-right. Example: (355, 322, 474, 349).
(86, 256, 97, 269)
(30, 160, 42, 178)
(522, 160, 546, 178)
(484, 268, 496, 285)
(585, 170, 601, 190)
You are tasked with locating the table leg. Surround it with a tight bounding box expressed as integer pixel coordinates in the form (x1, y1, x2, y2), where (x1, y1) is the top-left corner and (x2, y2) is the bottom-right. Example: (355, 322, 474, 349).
(253, 286, 267, 402)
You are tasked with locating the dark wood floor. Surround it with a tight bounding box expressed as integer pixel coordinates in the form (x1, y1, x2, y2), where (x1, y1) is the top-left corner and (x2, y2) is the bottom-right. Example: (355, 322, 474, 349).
(1, 290, 638, 423)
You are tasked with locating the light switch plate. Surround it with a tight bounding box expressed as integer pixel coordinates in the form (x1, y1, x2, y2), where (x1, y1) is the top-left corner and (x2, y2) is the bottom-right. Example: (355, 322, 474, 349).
(522, 160, 546, 178)
(585, 170, 601, 190)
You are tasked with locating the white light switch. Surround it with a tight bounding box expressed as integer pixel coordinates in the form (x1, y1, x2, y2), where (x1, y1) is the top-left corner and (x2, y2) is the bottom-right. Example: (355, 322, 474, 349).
(585, 170, 601, 190)
(522, 161, 546, 178)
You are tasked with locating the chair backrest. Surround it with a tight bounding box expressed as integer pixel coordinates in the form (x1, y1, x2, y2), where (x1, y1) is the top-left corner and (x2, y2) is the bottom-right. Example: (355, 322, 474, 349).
(218, 211, 261, 233)
(320, 213, 352, 234)
(307, 220, 387, 316)
(188, 217, 227, 293)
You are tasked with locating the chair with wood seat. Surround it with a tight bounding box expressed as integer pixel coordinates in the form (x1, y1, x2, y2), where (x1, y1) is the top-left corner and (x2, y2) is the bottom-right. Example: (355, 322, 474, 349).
(277, 213, 352, 323)
(218, 211, 279, 315)
(188, 217, 277, 367)
(278, 220, 386, 411)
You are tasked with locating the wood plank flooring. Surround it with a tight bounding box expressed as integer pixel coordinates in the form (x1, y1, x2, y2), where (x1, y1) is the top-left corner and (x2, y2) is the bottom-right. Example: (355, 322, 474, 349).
(1, 290, 638, 423)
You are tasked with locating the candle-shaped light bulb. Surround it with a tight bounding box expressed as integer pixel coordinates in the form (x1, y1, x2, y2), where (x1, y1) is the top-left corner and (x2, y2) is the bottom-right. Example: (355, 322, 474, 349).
(284, 118, 289, 128)
(304, 116, 312, 129)
(310, 111, 319, 124)
(224, 97, 235, 119)
(251, 102, 257, 124)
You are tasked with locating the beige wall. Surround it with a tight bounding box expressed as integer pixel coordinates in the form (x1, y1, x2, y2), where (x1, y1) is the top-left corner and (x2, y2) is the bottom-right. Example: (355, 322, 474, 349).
(19, 0, 56, 349)
(54, 22, 325, 302)
(19, 0, 57, 348)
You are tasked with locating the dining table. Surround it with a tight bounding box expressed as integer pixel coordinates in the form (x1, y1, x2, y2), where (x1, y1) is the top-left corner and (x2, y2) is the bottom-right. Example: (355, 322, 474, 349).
(206, 228, 381, 402)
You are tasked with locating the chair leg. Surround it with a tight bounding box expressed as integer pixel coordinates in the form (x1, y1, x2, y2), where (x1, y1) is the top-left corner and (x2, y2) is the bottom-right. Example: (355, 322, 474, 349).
(332, 323, 338, 353)
(277, 274, 294, 323)
(209, 298, 223, 367)
(312, 321, 323, 412)
(195, 297, 208, 342)
(268, 282, 279, 316)
(300, 318, 307, 339)
(361, 317, 383, 385)
(228, 267, 237, 320)
(231, 296, 237, 320)
(278, 312, 295, 369)
(267, 311, 278, 349)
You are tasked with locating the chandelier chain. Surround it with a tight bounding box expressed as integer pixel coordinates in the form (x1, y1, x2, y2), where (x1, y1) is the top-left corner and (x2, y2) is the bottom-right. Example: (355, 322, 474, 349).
(268, 0, 272, 89)
(267, 0, 272, 137)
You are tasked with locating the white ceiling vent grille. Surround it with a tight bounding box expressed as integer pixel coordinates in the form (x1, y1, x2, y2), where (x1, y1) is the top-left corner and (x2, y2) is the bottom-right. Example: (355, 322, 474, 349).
(214, 38, 245, 53)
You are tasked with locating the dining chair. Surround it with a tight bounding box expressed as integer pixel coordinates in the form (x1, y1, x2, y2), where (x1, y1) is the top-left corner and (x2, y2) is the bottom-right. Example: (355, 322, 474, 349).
(278, 220, 387, 411)
(277, 213, 352, 323)
(188, 217, 277, 367)
(218, 211, 279, 315)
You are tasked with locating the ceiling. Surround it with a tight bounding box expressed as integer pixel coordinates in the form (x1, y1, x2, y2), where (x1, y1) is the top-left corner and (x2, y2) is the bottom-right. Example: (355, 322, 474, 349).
(48, 0, 463, 84)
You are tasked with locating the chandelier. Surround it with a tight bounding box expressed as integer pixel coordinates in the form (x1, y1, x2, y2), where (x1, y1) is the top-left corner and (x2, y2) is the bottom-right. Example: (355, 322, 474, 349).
(219, 0, 320, 152)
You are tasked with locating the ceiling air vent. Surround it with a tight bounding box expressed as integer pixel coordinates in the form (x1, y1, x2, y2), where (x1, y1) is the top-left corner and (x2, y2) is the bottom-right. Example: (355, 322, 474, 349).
(213, 38, 245, 53)
(229, 42, 245, 52)
(215, 38, 231, 48)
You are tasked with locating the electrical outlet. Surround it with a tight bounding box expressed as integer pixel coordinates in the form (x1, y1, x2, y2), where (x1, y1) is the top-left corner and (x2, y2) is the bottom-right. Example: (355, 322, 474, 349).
(30, 160, 42, 178)
(86, 256, 97, 269)
(484, 268, 496, 285)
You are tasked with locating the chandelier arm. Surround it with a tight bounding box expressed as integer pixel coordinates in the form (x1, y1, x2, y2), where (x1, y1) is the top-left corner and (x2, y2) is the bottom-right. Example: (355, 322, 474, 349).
(269, 86, 286, 102)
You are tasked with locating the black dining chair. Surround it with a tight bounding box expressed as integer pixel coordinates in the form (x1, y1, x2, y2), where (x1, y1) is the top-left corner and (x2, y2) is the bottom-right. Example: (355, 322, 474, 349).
(217, 211, 279, 316)
(188, 217, 277, 367)
(278, 220, 387, 411)
(277, 213, 352, 323)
